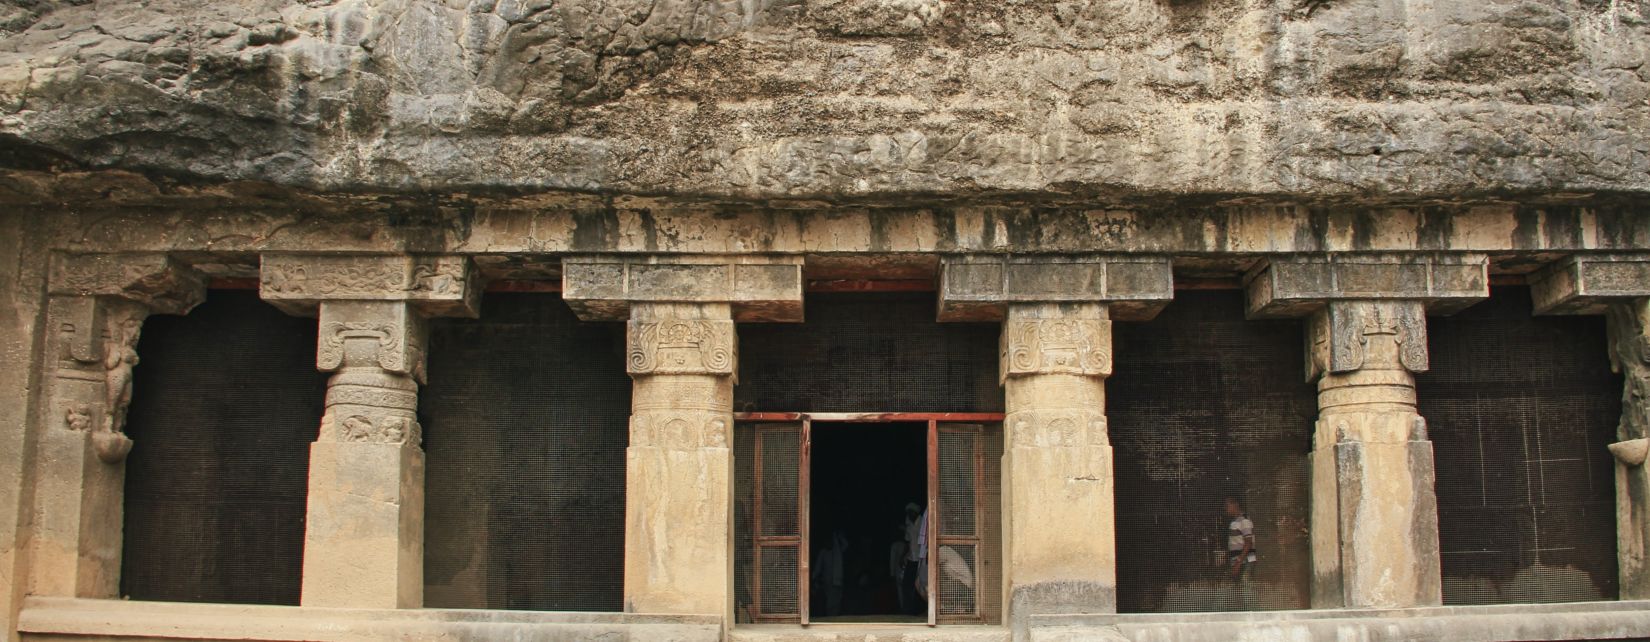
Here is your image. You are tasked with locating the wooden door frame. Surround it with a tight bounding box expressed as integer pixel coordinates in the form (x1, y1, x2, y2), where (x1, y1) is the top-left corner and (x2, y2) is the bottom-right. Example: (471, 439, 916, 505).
(736, 412, 1004, 627)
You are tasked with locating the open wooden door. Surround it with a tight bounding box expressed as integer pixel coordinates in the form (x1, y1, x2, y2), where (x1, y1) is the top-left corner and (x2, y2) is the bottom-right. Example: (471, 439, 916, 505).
(933, 423, 1003, 624)
(737, 422, 809, 623)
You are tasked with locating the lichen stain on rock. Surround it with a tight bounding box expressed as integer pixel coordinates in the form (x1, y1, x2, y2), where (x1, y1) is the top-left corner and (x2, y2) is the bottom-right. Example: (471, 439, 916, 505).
(0, 0, 1643, 202)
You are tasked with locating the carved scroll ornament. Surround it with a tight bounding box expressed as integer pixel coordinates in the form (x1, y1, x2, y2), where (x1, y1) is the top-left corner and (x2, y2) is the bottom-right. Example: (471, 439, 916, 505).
(1001, 318, 1112, 381)
(1311, 302, 1428, 378)
(627, 319, 736, 376)
(318, 320, 420, 374)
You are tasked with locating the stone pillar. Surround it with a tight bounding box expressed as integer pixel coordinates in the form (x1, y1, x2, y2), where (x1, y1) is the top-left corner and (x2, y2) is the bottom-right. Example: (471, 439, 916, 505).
(562, 255, 803, 622)
(1529, 253, 1650, 599)
(939, 255, 1171, 637)
(259, 254, 478, 609)
(1247, 253, 1488, 608)
(30, 254, 205, 598)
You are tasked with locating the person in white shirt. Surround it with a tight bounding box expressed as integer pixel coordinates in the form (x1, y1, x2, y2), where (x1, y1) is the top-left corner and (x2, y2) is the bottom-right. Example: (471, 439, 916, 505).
(1225, 497, 1256, 582)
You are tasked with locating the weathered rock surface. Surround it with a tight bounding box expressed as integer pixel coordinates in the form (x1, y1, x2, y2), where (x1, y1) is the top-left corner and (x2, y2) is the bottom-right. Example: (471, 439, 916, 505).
(0, 0, 1646, 204)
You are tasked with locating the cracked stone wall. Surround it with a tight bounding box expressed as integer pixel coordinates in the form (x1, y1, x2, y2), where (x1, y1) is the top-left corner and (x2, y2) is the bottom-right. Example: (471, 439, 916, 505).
(0, 0, 1644, 204)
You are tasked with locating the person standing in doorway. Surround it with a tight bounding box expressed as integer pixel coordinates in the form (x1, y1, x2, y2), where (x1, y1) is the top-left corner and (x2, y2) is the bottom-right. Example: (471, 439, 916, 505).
(1225, 496, 1257, 608)
(813, 529, 849, 617)
(900, 502, 922, 615)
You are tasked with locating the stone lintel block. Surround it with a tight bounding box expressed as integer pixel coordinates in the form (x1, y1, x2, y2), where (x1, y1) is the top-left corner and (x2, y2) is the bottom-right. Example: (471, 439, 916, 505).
(48, 252, 206, 315)
(1245, 253, 1489, 319)
(561, 254, 804, 322)
(259, 254, 479, 318)
(1530, 254, 1650, 315)
(938, 254, 1173, 322)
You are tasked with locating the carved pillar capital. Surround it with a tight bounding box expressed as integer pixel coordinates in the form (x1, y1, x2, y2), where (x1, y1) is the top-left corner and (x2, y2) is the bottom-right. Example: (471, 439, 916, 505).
(1308, 300, 1430, 380)
(627, 315, 737, 379)
(1000, 304, 1112, 381)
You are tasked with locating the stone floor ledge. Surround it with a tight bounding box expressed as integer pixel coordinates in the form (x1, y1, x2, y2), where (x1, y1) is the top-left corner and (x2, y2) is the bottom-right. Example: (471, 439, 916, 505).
(17, 597, 723, 642)
(1030, 600, 1650, 642)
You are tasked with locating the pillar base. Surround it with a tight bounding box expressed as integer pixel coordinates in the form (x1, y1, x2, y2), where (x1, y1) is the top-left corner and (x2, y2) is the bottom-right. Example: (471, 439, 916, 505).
(299, 441, 423, 609)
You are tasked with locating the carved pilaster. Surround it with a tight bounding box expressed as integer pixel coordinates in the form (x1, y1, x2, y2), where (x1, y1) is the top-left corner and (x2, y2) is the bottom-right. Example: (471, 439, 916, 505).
(1607, 297, 1650, 598)
(33, 253, 205, 599)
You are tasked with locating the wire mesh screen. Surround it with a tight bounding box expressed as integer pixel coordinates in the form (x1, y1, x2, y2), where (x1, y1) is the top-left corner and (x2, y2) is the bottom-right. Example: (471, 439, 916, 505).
(1416, 286, 1621, 605)
(737, 424, 804, 622)
(121, 289, 325, 605)
(735, 293, 1001, 412)
(935, 424, 1002, 624)
(940, 431, 978, 538)
(420, 293, 630, 611)
(1109, 290, 1316, 613)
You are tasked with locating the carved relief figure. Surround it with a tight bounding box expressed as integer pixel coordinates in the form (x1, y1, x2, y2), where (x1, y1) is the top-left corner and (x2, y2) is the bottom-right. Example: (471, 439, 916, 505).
(64, 405, 90, 431)
(102, 316, 142, 436)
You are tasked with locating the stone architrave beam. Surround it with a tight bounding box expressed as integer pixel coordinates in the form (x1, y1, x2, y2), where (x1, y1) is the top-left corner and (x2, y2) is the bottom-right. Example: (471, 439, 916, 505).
(938, 254, 1173, 322)
(562, 254, 803, 625)
(1245, 253, 1490, 610)
(31, 253, 205, 599)
(1529, 252, 1650, 599)
(940, 254, 1171, 640)
(561, 255, 804, 323)
(258, 253, 477, 610)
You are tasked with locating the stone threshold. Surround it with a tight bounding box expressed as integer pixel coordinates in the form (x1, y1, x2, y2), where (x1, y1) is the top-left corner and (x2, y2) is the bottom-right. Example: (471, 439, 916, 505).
(730, 623, 1009, 642)
(1033, 600, 1650, 642)
(17, 596, 722, 642)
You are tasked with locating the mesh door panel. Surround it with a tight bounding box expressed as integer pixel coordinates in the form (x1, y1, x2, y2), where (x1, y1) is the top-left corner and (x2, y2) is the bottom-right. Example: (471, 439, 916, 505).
(762, 429, 801, 537)
(740, 424, 803, 622)
(937, 425, 998, 623)
(421, 293, 630, 611)
(940, 431, 978, 538)
(1416, 286, 1621, 605)
(736, 293, 1001, 412)
(937, 544, 977, 616)
(121, 290, 324, 605)
(759, 546, 800, 614)
(1109, 290, 1316, 613)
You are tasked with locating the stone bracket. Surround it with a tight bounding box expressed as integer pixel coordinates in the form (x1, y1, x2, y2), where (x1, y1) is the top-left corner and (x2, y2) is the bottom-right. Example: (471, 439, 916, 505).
(259, 254, 479, 318)
(1245, 253, 1489, 319)
(938, 254, 1173, 322)
(561, 254, 804, 322)
(1530, 253, 1650, 315)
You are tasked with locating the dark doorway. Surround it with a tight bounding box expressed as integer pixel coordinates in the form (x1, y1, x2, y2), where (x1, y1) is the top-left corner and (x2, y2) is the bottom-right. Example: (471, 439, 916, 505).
(809, 422, 927, 622)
